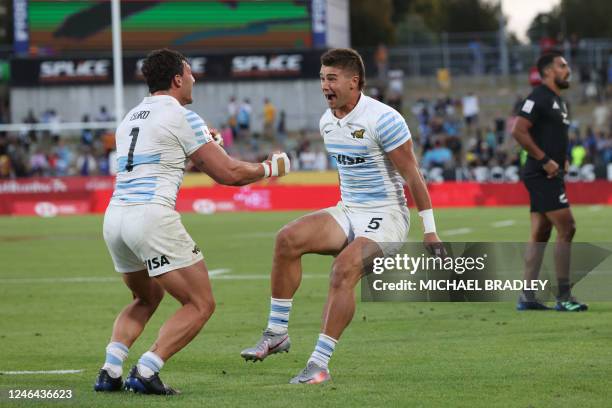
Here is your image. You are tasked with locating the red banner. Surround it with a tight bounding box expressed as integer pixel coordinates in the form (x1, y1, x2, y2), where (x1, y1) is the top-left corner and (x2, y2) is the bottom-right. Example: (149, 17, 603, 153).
(1, 177, 612, 217)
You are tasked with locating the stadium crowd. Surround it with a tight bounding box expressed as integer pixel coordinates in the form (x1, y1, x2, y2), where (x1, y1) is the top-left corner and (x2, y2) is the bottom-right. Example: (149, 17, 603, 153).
(0, 93, 611, 179)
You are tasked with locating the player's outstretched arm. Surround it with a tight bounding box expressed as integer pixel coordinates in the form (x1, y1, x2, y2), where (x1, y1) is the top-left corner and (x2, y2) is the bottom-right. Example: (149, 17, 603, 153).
(388, 139, 441, 243)
(512, 116, 559, 178)
(190, 142, 290, 186)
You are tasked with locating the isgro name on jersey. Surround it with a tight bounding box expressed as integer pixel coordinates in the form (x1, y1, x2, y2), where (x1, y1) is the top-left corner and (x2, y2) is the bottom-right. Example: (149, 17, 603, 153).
(129, 110, 150, 121)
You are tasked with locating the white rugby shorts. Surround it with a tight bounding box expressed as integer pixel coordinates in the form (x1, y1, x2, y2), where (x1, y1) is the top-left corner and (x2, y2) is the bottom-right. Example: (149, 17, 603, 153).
(325, 201, 409, 254)
(103, 203, 203, 277)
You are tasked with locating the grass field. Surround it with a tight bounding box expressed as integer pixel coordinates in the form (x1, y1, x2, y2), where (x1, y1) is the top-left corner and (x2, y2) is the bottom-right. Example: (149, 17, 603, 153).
(1, 206, 611, 407)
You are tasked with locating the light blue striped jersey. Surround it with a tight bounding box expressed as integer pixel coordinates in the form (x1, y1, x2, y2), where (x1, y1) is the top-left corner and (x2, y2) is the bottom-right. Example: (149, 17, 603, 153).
(320, 94, 411, 208)
(111, 95, 213, 208)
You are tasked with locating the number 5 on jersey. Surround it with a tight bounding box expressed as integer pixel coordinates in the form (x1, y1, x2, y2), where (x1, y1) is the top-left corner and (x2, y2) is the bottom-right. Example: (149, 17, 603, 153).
(365, 217, 383, 232)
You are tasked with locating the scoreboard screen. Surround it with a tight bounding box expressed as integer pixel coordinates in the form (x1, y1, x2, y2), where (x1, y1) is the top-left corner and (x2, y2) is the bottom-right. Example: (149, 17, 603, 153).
(27, 0, 312, 53)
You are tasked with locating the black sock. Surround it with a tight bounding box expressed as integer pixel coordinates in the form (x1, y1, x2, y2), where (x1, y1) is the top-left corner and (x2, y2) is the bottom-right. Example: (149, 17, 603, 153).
(522, 290, 536, 302)
(557, 279, 571, 301)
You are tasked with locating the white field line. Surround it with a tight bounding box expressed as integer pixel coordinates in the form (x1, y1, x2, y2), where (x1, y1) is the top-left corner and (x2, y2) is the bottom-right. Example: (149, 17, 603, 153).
(491, 220, 516, 228)
(208, 268, 231, 277)
(0, 369, 84, 375)
(441, 227, 473, 236)
(588, 205, 603, 212)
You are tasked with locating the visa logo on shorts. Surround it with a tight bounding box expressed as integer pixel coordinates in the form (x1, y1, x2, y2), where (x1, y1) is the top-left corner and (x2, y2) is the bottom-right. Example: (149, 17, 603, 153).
(333, 154, 366, 166)
(146, 255, 170, 270)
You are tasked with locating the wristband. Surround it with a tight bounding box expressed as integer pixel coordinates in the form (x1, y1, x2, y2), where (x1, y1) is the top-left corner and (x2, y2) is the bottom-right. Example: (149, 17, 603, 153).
(538, 155, 550, 165)
(418, 209, 436, 234)
(262, 162, 271, 178)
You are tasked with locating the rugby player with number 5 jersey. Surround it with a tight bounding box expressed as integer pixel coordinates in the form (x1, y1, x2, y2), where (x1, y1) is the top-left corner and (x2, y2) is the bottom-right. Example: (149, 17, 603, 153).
(241, 48, 442, 384)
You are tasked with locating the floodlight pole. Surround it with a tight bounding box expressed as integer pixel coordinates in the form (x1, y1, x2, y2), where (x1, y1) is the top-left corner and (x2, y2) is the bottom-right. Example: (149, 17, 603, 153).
(111, 0, 125, 126)
(497, 0, 509, 76)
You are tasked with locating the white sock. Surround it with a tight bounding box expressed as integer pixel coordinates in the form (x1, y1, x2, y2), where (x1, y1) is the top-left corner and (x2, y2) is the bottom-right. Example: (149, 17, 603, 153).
(267, 297, 292, 334)
(307, 334, 337, 369)
(137, 351, 164, 379)
(101, 341, 129, 379)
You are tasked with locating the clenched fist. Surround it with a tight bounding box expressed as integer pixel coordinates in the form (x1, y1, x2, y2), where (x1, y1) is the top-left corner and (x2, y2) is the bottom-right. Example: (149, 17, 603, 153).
(262, 152, 291, 177)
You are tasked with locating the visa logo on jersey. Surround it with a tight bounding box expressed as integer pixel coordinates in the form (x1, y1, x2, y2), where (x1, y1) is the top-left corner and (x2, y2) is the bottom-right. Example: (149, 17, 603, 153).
(333, 154, 366, 165)
(146, 255, 170, 270)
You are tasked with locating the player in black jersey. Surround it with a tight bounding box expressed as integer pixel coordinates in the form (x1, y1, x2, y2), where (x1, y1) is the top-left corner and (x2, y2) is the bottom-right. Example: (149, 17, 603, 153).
(512, 51, 587, 312)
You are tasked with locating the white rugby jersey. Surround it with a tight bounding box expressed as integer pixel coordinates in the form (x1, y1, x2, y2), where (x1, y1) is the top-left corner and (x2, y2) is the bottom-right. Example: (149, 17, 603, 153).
(111, 95, 213, 208)
(320, 94, 412, 208)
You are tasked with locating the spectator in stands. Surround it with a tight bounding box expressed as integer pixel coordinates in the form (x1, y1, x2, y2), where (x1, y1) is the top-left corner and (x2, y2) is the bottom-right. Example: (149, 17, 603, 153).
(42, 109, 61, 139)
(422, 139, 452, 169)
(81, 114, 94, 146)
(599, 132, 612, 164)
(374, 43, 388, 81)
(22, 109, 39, 146)
(220, 122, 234, 153)
(571, 142, 587, 167)
(276, 110, 287, 147)
(0, 154, 10, 178)
(101, 129, 116, 156)
(52, 136, 73, 176)
(5, 135, 28, 177)
(485, 127, 497, 152)
(468, 39, 484, 75)
(29, 146, 49, 176)
(0, 133, 11, 178)
(584, 126, 598, 161)
(461, 92, 479, 135)
(494, 113, 506, 145)
(97, 149, 110, 175)
(314, 149, 328, 171)
(75, 145, 97, 176)
(263, 98, 276, 141)
(96, 105, 113, 122)
(227, 96, 238, 139)
(299, 148, 317, 170)
(237, 98, 252, 142)
(593, 103, 610, 132)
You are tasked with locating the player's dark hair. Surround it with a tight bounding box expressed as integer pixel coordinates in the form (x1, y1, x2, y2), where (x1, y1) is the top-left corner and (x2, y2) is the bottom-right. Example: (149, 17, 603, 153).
(321, 48, 366, 90)
(141, 48, 188, 93)
(537, 50, 564, 77)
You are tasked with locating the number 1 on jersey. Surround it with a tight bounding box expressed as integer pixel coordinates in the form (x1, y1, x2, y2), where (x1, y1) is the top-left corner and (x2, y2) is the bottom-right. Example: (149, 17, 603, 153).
(125, 127, 140, 172)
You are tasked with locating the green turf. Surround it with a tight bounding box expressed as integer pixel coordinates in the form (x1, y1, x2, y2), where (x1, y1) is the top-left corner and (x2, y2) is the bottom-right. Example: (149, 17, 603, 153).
(1, 206, 611, 407)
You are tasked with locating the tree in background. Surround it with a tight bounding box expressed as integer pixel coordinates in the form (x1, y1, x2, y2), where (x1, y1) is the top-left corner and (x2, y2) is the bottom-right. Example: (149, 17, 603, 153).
(350, 0, 395, 47)
(527, 0, 612, 43)
(351, 0, 501, 47)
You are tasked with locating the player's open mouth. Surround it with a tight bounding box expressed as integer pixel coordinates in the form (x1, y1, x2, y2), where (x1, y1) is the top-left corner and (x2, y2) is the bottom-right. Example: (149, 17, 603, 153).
(325, 94, 336, 102)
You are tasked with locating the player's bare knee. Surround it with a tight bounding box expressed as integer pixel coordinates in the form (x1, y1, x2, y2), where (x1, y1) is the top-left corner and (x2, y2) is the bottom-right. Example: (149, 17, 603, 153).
(193, 297, 215, 325)
(275, 225, 302, 257)
(558, 221, 576, 241)
(533, 227, 552, 242)
(134, 285, 164, 309)
(330, 259, 360, 290)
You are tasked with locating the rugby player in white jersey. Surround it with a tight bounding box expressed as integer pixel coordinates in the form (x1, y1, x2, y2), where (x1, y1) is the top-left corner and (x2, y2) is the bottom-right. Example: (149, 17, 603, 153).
(241, 48, 441, 384)
(94, 49, 290, 395)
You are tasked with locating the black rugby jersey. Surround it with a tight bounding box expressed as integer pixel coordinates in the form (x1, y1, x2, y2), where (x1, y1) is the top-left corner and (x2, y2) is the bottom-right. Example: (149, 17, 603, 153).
(518, 85, 570, 178)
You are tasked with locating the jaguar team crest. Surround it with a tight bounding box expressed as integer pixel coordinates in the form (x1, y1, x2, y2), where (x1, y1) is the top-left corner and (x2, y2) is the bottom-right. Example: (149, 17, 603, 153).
(351, 129, 365, 139)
